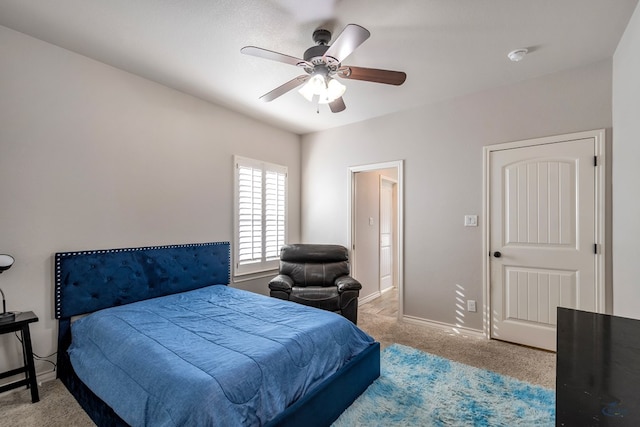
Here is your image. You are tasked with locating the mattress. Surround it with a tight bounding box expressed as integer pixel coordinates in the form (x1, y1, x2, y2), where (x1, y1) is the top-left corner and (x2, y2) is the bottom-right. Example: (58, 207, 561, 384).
(68, 285, 375, 426)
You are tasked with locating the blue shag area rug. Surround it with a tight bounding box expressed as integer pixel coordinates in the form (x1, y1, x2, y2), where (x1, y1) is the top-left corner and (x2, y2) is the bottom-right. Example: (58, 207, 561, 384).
(333, 344, 555, 426)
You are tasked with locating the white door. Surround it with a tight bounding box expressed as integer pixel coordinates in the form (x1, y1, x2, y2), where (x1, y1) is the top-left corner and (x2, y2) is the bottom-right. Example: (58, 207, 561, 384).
(489, 136, 601, 351)
(379, 178, 395, 291)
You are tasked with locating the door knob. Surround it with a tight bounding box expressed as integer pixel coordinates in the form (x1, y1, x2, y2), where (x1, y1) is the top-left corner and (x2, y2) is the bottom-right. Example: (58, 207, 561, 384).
(493, 251, 502, 258)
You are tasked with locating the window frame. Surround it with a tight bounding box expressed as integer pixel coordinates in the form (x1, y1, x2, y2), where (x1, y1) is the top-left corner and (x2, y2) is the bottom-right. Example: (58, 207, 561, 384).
(233, 155, 288, 277)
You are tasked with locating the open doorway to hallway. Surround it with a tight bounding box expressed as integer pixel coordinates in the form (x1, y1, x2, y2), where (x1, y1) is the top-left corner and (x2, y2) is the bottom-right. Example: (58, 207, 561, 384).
(349, 161, 404, 320)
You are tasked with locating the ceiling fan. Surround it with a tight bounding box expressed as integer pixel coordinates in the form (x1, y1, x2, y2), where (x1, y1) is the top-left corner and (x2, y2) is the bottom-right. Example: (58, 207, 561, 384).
(241, 24, 407, 113)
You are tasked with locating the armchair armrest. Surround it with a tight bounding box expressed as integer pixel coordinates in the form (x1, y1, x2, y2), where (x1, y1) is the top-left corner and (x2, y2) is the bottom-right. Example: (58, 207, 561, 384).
(335, 276, 362, 293)
(268, 274, 294, 293)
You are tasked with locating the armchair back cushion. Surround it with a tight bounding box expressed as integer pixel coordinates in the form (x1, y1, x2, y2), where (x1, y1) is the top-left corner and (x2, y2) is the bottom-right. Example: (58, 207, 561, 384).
(279, 244, 349, 287)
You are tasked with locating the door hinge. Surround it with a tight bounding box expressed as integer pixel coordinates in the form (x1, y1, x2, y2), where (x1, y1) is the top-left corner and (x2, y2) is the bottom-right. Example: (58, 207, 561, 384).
(594, 156, 598, 167)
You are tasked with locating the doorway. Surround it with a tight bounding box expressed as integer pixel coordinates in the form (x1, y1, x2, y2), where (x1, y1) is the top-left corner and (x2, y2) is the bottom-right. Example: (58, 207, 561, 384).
(483, 130, 606, 351)
(349, 160, 404, 320)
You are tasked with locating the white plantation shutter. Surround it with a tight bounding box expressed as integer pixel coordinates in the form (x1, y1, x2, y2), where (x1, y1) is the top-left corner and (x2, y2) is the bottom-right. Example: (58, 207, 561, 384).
(265, 169, 286, 260)
(234, 156, 287, 275)
(237, 165, 263, 264)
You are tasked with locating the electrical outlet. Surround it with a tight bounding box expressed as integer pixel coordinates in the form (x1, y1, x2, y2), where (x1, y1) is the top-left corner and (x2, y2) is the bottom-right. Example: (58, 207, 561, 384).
(467, 300, 477, 312)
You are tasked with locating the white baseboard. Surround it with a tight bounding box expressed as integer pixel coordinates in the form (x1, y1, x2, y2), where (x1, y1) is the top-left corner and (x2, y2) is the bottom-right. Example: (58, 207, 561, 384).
(402, 315, 486, 339)
(358, 291, 381, 306)
(380, 286, 395, 295)
(37, 369, 57, 385)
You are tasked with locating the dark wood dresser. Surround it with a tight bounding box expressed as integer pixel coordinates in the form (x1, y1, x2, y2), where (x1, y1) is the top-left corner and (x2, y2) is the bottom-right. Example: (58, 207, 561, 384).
(557, 308, 640, 426)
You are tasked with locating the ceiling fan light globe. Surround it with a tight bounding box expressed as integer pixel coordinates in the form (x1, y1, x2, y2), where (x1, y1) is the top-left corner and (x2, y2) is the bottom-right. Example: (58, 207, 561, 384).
(309, 74, 326, 93)
(298, 82, 315, 101)
(298, 75, 346, 104)
(298, 74, 325, 100)
(326, 78, 346, 101)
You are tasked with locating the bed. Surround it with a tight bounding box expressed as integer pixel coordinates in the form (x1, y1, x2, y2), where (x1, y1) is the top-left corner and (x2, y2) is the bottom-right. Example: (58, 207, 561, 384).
(55, 242, 380, 427)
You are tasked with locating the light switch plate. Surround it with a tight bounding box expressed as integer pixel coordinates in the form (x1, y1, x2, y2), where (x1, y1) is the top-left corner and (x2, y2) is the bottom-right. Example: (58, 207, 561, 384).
(464, 215, 478, 227)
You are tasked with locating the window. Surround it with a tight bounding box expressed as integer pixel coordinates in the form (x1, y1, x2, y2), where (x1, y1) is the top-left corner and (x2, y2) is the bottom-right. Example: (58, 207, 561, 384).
(234, 155, 287, 276)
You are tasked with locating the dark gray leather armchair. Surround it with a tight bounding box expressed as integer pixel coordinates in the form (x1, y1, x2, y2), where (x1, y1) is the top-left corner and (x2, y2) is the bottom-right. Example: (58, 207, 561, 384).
(268, 244, 362, 324)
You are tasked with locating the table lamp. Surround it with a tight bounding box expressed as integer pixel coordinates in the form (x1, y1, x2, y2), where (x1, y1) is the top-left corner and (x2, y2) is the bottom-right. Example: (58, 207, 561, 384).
(0, 254, 16, 323)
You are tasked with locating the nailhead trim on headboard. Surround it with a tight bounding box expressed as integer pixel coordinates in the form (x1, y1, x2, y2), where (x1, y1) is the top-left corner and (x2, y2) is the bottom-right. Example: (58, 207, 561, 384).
(55, 242, 230, 319)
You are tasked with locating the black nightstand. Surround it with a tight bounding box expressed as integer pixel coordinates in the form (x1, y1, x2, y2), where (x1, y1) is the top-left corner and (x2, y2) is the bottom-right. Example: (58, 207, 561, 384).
(0, 311, 39, 402)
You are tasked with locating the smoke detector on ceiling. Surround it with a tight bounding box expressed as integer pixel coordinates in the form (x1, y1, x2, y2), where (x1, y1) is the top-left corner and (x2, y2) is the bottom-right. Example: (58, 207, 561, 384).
(507, 48, 528, 62)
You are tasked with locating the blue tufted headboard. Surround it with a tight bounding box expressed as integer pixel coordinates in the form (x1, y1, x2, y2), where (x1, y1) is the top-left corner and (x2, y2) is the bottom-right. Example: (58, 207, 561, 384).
(55, 241, 230, 319)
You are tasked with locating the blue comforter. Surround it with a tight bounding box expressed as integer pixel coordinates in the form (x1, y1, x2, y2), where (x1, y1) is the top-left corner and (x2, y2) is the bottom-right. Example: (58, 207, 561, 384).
(68, 285, 375, 426)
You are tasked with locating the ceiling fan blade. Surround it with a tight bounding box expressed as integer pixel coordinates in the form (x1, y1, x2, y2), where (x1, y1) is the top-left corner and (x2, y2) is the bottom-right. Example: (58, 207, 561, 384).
(339, 66, 407, 86)
(329, 97, 346, 113)
(241, 46, 311, 67)
(323, 24, 370, 62)
(259, 75, 310, 102)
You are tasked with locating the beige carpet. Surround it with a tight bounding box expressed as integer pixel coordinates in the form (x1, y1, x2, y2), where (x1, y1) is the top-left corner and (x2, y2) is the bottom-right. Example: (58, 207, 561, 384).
(0, 380, 94, 427)
(0, 300, 555, 426)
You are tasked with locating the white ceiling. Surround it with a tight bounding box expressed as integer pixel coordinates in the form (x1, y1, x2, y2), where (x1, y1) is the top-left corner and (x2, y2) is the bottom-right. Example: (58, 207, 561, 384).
(0, 0, 637, 134)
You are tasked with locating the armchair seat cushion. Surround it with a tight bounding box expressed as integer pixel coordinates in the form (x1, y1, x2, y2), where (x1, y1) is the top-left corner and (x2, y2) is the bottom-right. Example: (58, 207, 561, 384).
(289, 286, 340, 312)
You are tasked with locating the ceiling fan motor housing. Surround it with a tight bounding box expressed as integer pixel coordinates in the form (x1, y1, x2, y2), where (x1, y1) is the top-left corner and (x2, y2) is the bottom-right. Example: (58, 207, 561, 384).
(303, 44, 329, 62)
(304, 30, 340, 76)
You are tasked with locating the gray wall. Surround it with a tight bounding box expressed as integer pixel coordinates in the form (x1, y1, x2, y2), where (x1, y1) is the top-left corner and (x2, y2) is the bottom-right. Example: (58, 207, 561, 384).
(0, 26, 300, 379)
(302, 59, 613, 331)
(613, 2, 640, 319)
